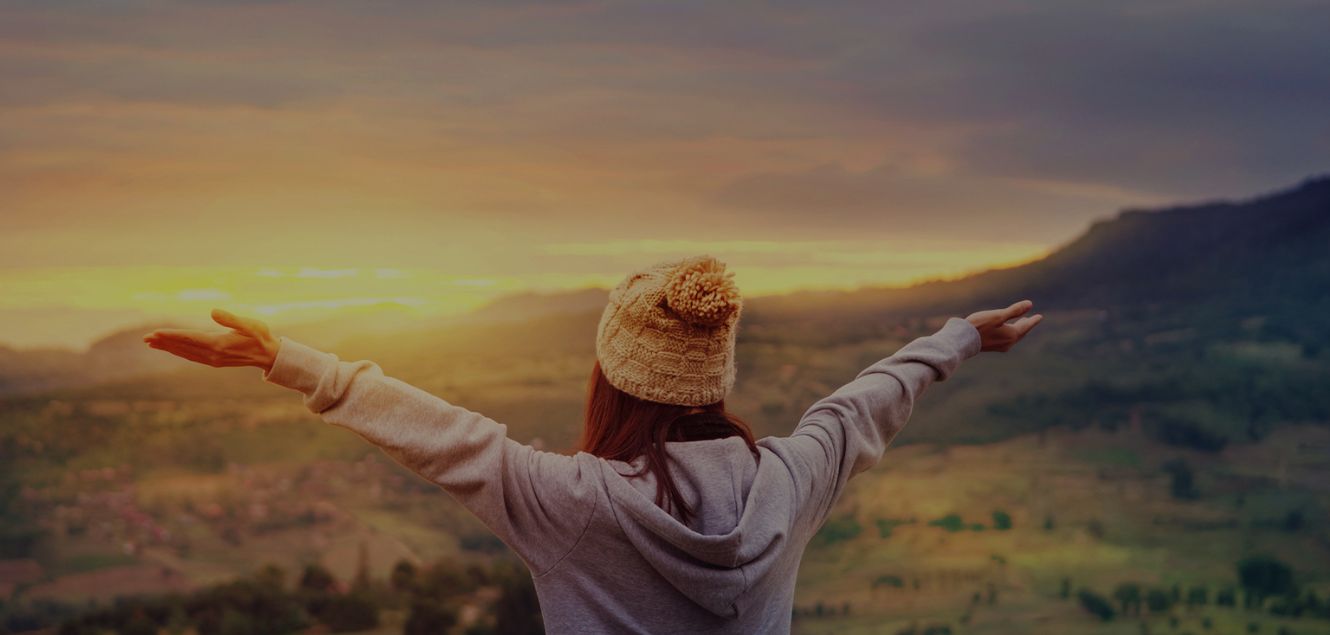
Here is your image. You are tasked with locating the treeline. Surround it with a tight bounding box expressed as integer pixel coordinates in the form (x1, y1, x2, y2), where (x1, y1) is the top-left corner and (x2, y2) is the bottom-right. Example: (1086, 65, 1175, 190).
(1070, 555, 1329, 625)
(1, 557, 542, 635)
(987, 348, 1330, 451)
(812, 509, 1014, 548)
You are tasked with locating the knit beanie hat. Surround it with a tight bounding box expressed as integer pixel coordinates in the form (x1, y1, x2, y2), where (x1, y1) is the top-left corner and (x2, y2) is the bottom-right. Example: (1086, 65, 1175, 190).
(595, 254, 743, 406)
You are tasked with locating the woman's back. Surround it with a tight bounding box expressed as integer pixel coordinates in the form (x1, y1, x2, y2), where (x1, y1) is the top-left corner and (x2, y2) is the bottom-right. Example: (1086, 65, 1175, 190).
(534, 436, 805, 633)
(255, 311, 981, 632)
(150, 256, 1042, 633)
(531, 313, 980, 632)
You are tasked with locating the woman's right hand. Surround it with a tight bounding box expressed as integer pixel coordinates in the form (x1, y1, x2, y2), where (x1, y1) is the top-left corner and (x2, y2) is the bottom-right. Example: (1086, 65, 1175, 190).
(965, 300, 1043, 352)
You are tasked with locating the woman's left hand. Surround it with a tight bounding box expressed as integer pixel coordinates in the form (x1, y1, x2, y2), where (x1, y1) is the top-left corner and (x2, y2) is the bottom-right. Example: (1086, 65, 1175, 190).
(143, 308, 280, 372)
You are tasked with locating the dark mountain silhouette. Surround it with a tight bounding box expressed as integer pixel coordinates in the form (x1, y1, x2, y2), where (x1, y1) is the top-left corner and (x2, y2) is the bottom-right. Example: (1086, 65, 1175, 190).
(745, 173, 1330, 327)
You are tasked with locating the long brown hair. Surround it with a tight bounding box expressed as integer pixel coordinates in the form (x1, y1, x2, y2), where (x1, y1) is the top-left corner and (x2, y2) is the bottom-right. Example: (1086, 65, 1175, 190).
(578, 360, 760, 523)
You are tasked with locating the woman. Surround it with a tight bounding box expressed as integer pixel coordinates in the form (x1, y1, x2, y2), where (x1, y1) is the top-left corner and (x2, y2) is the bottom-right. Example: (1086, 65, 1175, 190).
(143, 254, 1042, 633)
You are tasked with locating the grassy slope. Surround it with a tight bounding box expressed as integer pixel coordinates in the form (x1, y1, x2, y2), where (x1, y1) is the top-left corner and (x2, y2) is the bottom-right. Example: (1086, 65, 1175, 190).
(791, 425, 1330, 634)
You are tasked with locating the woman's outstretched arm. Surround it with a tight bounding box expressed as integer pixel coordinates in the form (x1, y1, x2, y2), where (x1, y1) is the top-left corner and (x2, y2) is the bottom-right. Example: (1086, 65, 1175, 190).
(761, 300, 1043, 534)
(144, 309, 599, 577)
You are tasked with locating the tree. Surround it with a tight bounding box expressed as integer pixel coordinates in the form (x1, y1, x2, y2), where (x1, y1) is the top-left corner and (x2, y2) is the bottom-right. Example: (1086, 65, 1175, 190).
(187, 578, 308, 635)
(1237, 555, 1295, 608)
(419, 560, 478, 599)
(1162, 459, 1200, 500)
(404, 599, 457, 635)
(1078, 589, 1115, 621)
(874, 574, 905, 589)
(1216, 587, 1236, 607)
(298, 563, 337, 593)
(391, 560, 419, 595)
(1146, 587, 1172, 613)
(813, 512, 864, 546)
(1113, 582, 1142, 615)
(992, 510, 1013, 530)
(254, 564, 286, 591)
(1187, 585, 1209, 608)
(1148, 416, 1228, 452)
(928, 514, 966, 532)
(1281, 509, 1305, 532)
(317, 593, 379, 633)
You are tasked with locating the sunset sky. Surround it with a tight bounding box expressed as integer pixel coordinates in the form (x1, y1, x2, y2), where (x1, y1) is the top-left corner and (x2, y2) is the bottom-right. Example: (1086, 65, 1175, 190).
(3, 1, 1327, 350)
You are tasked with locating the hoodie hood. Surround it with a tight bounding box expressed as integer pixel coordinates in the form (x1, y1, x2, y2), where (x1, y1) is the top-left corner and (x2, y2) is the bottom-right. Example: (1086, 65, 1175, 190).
(598, 435, 795, 618)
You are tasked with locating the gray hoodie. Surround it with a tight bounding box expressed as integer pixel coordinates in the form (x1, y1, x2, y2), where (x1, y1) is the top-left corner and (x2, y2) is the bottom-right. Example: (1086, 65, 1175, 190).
(262, 316, 982, 633)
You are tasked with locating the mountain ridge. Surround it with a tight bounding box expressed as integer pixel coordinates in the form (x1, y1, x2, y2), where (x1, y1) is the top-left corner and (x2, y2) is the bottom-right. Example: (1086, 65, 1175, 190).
(3, 173, 1326, 396)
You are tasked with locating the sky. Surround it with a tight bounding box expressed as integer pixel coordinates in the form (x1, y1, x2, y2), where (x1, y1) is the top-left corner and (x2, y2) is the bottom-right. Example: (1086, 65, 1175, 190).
(3, 0, 1328, 350)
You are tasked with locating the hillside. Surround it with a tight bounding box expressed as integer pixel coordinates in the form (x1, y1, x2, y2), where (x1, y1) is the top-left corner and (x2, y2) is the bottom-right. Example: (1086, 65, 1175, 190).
(1, 175, 1328, 633)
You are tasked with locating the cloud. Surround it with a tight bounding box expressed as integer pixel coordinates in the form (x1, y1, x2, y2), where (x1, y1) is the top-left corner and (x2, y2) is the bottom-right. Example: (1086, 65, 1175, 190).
(827, 1, 1330, 196)
(0, 54, 337, 109)
(1, 0, 1325, 275)
(706, 160, 1137, 243)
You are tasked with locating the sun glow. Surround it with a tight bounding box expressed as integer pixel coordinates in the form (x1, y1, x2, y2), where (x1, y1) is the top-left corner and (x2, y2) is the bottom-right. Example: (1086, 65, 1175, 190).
(0, 237, 1051, 351)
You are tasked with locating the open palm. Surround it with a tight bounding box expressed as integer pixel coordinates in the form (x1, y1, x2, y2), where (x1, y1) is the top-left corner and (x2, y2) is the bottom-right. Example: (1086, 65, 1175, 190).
(143, 308, 280, 371)
(966, 299, 1044, 352)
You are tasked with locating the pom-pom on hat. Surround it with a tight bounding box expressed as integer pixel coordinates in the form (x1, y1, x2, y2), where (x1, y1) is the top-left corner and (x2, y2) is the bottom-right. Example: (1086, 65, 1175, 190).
(595, 254, 744, 406)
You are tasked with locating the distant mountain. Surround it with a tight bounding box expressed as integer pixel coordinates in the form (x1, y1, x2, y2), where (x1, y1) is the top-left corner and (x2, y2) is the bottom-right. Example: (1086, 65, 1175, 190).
(448, 288, 610, 326)
(747, 174, 1330, 324)
(0, 321, 196, 396)
(934, 173, 1329, 310)
(311, 290, 610, 365)
(4, 175, 1326, 398)
(277, 302, 434, 348)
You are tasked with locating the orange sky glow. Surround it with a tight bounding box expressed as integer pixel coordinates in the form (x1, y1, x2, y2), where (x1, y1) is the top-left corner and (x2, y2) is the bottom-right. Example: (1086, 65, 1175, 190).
(13, 1, 1321, 350)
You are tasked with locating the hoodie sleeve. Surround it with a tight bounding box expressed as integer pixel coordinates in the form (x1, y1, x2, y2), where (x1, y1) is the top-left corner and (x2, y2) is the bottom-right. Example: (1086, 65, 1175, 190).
(769, 317, 981, 532)
(260, 336, 599, 576)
